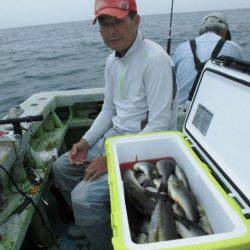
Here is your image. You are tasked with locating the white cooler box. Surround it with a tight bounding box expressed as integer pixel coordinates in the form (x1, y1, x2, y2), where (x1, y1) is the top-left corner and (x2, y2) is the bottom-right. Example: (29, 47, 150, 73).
(105, 58, 250, 250)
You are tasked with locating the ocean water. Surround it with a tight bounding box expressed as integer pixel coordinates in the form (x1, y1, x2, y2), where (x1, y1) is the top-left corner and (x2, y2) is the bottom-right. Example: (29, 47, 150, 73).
(0, 8, 249, 117)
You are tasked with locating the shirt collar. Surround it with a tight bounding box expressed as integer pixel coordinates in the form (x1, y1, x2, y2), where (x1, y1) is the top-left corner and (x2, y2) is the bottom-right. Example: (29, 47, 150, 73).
(115, 31, 143, 60)
(199, 32, 221, 41)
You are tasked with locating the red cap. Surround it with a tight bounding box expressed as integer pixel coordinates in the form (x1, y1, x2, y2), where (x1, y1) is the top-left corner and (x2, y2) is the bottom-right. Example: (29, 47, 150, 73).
(93, 0, 137, 25)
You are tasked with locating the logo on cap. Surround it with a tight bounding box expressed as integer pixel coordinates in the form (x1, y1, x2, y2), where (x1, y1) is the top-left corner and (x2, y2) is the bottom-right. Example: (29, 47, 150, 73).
(95, 0, 131, 13)
(95, 0, 106, 13)
(120, 0, 129, 9)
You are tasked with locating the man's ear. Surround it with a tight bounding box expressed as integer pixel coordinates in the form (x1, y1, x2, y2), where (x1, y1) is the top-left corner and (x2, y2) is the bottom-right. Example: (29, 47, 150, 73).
(220, 29, 229, 40)
(134, 15, 140, 27)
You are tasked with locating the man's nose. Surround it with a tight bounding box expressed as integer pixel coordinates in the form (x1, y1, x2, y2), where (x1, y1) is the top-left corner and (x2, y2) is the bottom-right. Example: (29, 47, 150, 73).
(103, 23, 116, 35)
(106, 24, 117, 35)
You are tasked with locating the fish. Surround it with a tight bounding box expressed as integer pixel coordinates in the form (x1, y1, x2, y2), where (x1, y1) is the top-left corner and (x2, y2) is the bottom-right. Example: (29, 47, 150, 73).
(144, 186, 168, 199)
(133, 162, 154, 180)
(135, 233, 148, 244)
(133, 216, 150, 244)
(156, 159, 176, 192)
(199, 215, 213, 235)
(149, 196, 178, 242)
(175, 164, 189, 189)
(123, 170, 156, 215)
(172, 202, 185, 217)
(151, 167, 159, 179)
(197, 205, 213, 234)
(175, 214, 207, 238)
(133, 162, 155, 187)
(153, 178, 162, 190)
(139, 217, 150, 234)
(125, 194, 145, 236)
(137, 173, 155, 188)
(123, 169, 144, 192)
(137, 172, 146, 184)
(168, 175, 199, 223)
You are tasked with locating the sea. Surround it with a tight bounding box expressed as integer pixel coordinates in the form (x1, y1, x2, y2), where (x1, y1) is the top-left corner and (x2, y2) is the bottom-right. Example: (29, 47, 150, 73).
(0, 8, 249, 118)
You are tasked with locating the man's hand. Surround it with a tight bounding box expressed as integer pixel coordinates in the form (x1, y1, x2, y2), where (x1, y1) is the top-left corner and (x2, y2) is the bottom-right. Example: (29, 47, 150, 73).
(84, 156, 108, 182)
(68, 139, 89, 165)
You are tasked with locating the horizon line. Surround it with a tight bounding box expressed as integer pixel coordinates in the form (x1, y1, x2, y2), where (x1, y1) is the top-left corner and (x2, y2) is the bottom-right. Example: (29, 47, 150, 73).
(0, 7, 248, 30)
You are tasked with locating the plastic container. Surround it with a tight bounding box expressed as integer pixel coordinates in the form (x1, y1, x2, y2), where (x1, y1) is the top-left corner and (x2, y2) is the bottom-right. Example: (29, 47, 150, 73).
(105, 58, 250, 250)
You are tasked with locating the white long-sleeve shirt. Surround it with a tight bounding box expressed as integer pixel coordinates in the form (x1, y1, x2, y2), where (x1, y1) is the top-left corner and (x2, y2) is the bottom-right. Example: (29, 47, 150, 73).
(83, 32, 178, 147)
(174, 32, 242, 106)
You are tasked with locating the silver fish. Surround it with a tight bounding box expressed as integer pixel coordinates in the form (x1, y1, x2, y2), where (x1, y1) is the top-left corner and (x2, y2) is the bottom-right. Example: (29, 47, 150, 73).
(168, 175, 199, 223)
(123, 170, 156, 215)
(135, 233, 148, 244)
(123, 169, 144, 192)
(133, 162, 154, 180)
(156, 159, 176, 192)
(199, 215, 213, 235)
(175, 214, 207, 238)
(172, 203, 185, 217)
(149, 199, 178, 242)
(153, 178, 162, 190)
(137, 173, 154, 188)
(175, 164, 189, 189)
(145, 186, 168, 198)
(140, 218, 150, 234)
(151, 167, 159, 179)
(197, 205, 213, 234)
(137, 172, 146, 184)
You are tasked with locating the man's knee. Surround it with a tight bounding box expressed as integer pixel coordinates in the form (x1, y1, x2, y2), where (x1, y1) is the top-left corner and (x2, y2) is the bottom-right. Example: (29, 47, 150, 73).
(71, 182, 90, 205)
(72, 174, 109, 204)
(71, 179, 110, 226)
(52, 154, 69, 178)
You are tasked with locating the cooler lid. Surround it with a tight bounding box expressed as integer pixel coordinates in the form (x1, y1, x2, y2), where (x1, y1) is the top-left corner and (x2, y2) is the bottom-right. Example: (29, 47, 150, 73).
(184, 58, 250, 209)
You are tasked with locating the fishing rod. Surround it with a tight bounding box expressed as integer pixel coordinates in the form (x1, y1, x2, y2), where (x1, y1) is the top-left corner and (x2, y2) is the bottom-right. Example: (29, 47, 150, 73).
(167, 0, 174, 55)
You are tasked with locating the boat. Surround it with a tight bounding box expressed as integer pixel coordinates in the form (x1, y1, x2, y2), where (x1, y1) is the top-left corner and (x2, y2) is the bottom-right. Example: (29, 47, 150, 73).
(0, 88, 105, 249)
(0, 57, 249, 250)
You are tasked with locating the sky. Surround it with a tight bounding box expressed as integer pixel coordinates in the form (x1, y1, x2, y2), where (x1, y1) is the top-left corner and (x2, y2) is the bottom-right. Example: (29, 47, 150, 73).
(0, 0, 250, 29)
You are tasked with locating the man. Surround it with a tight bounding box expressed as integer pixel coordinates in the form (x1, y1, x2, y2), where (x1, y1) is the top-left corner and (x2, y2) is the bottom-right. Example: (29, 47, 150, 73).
(174, 12, 242, 130)
(53, 0, 178, 249)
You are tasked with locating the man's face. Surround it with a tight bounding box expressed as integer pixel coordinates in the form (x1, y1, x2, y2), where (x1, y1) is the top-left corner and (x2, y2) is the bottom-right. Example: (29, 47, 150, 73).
(98, 14, 140, 55)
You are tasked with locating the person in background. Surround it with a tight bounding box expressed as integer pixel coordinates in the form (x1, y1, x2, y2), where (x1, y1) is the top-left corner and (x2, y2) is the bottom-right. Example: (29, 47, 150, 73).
(174, 12, 242, 130)
(52, 0, 178, 249)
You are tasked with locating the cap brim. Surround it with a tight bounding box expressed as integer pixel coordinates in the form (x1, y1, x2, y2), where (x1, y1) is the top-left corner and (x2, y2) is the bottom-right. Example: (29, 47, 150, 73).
(93, 8, 129, 25)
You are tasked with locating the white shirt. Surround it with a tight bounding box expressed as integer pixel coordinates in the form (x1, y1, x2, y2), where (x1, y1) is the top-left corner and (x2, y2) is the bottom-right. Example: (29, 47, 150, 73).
(174, 32, 242, 106)
(83, 32, 178, 147)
